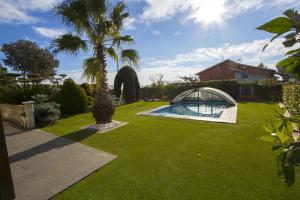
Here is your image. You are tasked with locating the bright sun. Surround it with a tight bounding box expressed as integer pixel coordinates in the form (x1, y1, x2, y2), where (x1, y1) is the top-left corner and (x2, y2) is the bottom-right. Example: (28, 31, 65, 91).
(189, 0, 226, 26)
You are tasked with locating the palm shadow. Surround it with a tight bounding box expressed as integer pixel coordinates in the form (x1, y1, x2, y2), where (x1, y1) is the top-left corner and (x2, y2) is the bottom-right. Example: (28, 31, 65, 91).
(9, 128, 97, 164)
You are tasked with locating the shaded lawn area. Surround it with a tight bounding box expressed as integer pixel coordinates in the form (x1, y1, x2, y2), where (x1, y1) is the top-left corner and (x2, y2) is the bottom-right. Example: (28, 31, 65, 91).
(43, 102, 300, 200)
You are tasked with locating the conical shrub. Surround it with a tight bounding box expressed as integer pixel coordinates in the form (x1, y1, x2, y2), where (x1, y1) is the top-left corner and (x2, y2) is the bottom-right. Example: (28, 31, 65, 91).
(57, 78, 88, 114)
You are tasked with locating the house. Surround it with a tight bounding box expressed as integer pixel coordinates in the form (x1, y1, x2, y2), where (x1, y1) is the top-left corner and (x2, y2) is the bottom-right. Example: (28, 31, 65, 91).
(195, 59, 276, 83)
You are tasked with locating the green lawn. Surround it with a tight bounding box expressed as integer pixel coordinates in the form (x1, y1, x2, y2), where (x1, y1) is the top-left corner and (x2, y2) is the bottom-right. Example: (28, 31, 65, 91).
(43, 102, 300, 200)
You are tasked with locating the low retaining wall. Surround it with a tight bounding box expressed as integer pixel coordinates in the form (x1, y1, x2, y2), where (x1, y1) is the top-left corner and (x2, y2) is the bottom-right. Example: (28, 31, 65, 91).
(0, 101, 35, 129)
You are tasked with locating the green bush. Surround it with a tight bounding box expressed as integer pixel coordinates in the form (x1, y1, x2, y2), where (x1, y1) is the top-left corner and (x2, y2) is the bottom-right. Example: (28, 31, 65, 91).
(56, 78, 88, 114)
(32, 94, 60, 127)
(283, 84, 300, 115)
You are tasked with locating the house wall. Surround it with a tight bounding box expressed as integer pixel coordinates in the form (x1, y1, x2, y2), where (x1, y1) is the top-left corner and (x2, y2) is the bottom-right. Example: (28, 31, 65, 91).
(198, 61, 237, 81)
(197, 60, 274, 82)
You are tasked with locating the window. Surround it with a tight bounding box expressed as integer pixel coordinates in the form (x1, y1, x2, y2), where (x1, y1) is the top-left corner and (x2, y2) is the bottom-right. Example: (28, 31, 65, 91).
(241, 73, 248, 78)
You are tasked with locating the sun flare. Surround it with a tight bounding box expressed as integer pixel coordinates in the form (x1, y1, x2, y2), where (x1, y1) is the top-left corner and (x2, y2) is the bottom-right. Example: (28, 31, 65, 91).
(189, 0, 226, 26)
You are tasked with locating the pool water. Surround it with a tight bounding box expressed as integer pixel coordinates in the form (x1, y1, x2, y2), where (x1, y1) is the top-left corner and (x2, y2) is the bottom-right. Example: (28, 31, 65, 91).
(151, 101, 228, 118)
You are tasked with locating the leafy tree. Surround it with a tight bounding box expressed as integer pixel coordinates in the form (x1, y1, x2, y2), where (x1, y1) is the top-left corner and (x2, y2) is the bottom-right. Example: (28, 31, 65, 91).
(257, 9, 300, 79)
(114, 66, 140, 103)
(52, 0, 139, 123)
(1, 40, 59, 79)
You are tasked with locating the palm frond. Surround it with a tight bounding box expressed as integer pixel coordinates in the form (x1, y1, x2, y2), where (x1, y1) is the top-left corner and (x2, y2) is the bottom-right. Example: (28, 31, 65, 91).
(85, 0, 106, 20)
(110, 2, 129, 30)
(106, 47, 118, 61)
(121, 49, 140, 67)
(51, 34, 87, 55)
(112, 35, 134, 46)
(54, 0, 96, 38)
(82, 57, 102, 83)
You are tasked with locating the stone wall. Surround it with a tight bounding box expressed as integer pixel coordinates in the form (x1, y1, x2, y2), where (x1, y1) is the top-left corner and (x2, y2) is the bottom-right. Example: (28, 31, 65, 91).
(0, 101, 35, 129)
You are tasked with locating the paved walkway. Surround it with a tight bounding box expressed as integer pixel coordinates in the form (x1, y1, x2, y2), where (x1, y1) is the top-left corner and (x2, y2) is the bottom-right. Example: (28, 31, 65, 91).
(4, 122, 117, 200)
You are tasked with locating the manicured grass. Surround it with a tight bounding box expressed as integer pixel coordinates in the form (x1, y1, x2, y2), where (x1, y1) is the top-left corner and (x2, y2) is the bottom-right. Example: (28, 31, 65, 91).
(43, 102, 300, 200)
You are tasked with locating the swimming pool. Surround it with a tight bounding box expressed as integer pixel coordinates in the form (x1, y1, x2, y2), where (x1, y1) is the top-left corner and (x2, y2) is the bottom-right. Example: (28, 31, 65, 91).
(151, 101, 228, 118)
(138, 87, 237, 123)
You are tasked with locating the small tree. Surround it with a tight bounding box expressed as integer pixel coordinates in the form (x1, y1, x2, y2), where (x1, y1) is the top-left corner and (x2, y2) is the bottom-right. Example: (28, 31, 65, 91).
(56, 78, 88, 114)
(114, 66, 140, 103)
(1, 40, 59, 79)
(258, 8, 300, 186)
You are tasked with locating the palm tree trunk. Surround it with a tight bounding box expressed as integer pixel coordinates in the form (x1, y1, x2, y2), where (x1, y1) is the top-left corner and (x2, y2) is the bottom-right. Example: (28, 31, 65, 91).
(96, 45, 108, 91)
(92, 44, 115, 124)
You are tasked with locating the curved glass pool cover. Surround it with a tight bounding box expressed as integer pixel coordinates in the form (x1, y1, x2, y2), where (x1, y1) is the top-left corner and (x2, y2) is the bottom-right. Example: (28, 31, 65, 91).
(152, 87, 237, 118)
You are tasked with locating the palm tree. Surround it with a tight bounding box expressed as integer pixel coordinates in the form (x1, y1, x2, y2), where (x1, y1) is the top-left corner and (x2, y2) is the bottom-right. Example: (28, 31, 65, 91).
(52, 0, 139, 123)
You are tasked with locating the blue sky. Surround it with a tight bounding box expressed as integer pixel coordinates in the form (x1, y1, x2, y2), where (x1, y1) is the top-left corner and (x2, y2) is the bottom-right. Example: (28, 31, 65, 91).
(0, 0, 300, 85)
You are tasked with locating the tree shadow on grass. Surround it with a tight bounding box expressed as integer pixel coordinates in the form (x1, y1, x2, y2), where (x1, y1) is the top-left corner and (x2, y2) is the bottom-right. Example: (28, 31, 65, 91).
(9, 129, 97, 164)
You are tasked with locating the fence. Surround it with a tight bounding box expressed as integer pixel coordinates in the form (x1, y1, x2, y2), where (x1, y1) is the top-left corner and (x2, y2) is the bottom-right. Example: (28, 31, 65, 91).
(0, 101, 35, 129)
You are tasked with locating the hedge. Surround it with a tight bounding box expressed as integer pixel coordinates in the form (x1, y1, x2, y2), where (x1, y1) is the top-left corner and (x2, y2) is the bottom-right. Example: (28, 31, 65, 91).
(283, 84, 300, 115)
(141, 80, 282, 101)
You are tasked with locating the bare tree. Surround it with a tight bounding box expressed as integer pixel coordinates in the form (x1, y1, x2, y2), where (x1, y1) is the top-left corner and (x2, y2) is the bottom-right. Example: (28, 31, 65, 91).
(149, 73, 164, 87)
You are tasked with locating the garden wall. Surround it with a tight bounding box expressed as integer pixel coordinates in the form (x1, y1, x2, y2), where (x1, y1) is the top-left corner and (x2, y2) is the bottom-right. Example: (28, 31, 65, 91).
(0, 101, 35, 128)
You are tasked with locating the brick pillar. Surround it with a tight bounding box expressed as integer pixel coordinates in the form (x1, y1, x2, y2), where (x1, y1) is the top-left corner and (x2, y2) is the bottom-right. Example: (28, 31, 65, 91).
(22, 101, 35, 129)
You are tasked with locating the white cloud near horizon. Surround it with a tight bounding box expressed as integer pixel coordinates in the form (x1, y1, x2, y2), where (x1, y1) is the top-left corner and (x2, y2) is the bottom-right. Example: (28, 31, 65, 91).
(0, 0, 61, 24)
(33, 27, 67, 38)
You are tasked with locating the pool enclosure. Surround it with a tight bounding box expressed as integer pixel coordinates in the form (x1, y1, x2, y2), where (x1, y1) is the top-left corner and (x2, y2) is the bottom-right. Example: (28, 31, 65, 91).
(139, 87, 237, 123)
(171, 87, 237, 106)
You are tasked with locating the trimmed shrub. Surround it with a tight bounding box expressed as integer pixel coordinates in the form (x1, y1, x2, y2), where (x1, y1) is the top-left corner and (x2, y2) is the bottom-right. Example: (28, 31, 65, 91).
(32, 94, 60, 127)
(92, 88, 115, 124)
(114, 66, 141, 103)
(56, 78, 88, 114)
(283, 84, 300, 115)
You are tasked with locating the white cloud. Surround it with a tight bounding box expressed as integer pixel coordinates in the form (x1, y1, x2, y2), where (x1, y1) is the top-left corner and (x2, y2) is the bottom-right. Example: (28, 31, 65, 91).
(153, 30, 160, 35)
(143, 38, 291, 69)
(0, 1, 38, 24)
(139, 0, 300, 25)
(124, 17, 137, 30)
(33, 27, 67, 38)
(0, 0, 61, 24)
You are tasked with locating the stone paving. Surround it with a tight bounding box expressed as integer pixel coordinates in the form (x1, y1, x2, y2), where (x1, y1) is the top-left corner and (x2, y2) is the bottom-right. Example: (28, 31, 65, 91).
(4, 122, 117, 200)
